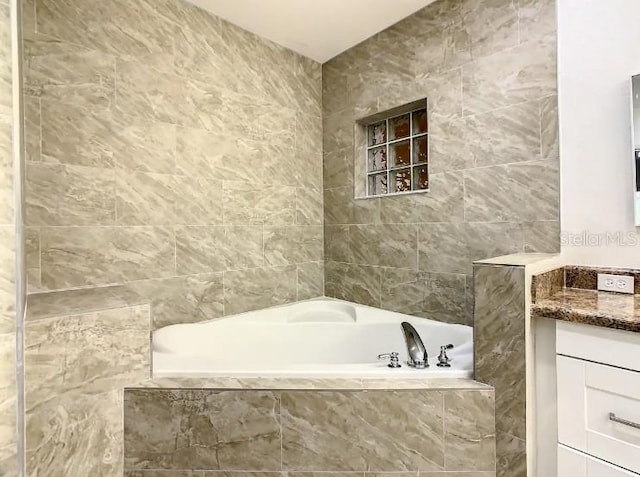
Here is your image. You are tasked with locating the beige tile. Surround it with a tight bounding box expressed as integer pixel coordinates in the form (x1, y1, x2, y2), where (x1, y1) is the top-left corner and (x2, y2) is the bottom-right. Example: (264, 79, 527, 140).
(381, 268, 424, 315)
(463, 160, 559, 222)
(444, 390, 496, 471)
(223, 183, 296, 226)
(324, 187, 379, 225)
(523, 220, 560, 253)
(540, 94, 559, 160)
(40, 226, 175, 289)
(116, 170, 175, 226)
(296, 186, 323, 225)
(0, 332, 16, 474)
(324, 149, 353, 190)
(297, 262, 324, 300)
(175, 226, 263, 275)
(223, 266, 297, 315)
(423, 272, 468, 325)
(460, 0, 519, 59)
(325, 261, 381, 307)
(324, 225, 351, 263)
(418, 222, 523, 275)
(26, 162, 115, 226)
(173, 176, 223, 225)
(264, 226, 323, 266)
(126, 274, 224, 329)
(124, 390, 281, 471)
(24, 95, 41, 163)
(282, 391, 444, 471)
(23, 38, 115, 110)
(518, 0, 557, 43)
(462, 36, 556, 116)
(349, 224, 418, 269)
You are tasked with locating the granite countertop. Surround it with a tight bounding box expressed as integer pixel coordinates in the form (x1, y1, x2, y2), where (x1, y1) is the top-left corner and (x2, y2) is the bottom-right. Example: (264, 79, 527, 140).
(532, 287, 640, 333)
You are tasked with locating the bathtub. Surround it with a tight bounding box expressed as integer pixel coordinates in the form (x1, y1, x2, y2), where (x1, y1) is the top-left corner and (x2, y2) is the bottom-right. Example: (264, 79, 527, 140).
(153, 298, 473, 379)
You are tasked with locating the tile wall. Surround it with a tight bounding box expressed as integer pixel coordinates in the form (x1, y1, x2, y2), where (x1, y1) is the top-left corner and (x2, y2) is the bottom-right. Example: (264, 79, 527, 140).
(323, 0, 560, 326)
(124, 387, 497, 475)
(21, 0, 324, 328)
(0, 0, 19, 474)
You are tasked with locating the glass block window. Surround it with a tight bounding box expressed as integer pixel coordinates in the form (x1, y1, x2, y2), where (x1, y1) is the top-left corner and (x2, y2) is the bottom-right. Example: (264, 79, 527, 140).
(363, 102, 428, 197)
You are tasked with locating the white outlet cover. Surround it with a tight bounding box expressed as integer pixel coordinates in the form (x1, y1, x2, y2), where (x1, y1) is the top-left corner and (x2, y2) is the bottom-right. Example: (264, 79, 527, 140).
(597, 273, 635, 294)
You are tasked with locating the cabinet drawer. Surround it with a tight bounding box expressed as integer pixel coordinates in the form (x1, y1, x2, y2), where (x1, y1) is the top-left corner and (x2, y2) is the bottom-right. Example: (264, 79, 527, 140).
(557, 355, 640, 474)
(558, 445, 637, 476)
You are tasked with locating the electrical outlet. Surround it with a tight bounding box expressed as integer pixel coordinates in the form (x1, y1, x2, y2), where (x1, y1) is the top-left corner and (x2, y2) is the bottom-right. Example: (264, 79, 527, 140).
(597, 273, 635, 294)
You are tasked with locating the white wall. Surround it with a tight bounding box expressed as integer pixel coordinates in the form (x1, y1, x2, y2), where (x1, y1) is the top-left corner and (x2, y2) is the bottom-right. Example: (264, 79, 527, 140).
(559, 0, 640, 267)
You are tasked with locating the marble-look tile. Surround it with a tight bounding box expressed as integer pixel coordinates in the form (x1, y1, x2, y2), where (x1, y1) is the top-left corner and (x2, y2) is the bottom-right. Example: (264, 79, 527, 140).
(174, 176, 224, 225)
(223, 266, 298, 316)
(523, 220, 560, 253)
(115, 171, 175, 226)
(24, 95, 41, 163)
(322, 59, 349, 117)
(125, 471, 203, 477)
(381, 268, 424, 315)
(409, 18, 472, 76)
(26, 162, 116, 226)
(496, 432, 526, 477)
(349, 224, 418, 269)
(379, 172, 464, 224)
(264, 226, 323, 266)
(26, 285, 145, 322)
(462, 36, 556, 116)
(296, 112, 323, 153)
(36, 0, 175, 69)
(126, 274, 223, 329)
(518, 0, 557, 43)
(25, 304, 151, 476)
(40, 101, 176, 172)
(429, 117, 474, 173)
(175, 128, 261, 182)
(460, 0, 519, 59)
(324, 261, 381, 307)
(418, 222, 523, 275)
(25, 305, 150, 401)
(40, 226, 175, 289)
(324, 187, 379, 225)
(540, 94, 559, 160)
(474, 265, 526, 441)
(463, 160, 559, 222)
(465, 100, 540, 167)
(114, 59, 183, 124)
(23, 38, 116, 110)
(26, 389, 125, 476)
(281, 391, 444, 471)
(324, 225, 351, 263)
(296, 186, 323, 226)
(423, 273, 468, 325)
(323, 109, 355, 153)
(0, 332, 16, 475)
(323, 149, 353, 190)
(124, 389, 281, 471)
(175, 226, 263, 275)
(443, 390, 496, 471)
(0, 116, 12, 225)
(297, 262, 324, 300)
(223, 183, 297, 226)
(414, 68, 463, 122)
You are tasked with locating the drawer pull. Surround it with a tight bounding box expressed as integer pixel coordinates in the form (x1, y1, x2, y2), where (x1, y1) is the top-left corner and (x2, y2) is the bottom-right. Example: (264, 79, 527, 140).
(609, 412, 640, 430)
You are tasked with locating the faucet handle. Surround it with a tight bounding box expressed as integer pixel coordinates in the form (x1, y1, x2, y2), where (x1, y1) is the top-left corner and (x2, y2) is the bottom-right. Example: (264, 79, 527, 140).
(437, 344, 453, 368)
(377, 352, 401, 368)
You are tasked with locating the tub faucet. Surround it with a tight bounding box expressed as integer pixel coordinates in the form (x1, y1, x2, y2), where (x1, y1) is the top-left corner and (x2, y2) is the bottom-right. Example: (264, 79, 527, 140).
(401, 322, 428, 368)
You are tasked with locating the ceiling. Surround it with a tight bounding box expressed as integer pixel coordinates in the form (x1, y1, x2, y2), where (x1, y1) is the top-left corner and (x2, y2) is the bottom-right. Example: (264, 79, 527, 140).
(186, 0, 437, 63)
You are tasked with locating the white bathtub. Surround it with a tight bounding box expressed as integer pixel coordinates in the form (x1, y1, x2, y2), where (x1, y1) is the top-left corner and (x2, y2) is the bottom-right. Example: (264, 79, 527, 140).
(153, 298, 474, 379)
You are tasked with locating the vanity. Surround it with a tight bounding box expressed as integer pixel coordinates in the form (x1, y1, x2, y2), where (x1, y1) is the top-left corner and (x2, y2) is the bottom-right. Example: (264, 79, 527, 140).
(531, 267, 640, 476)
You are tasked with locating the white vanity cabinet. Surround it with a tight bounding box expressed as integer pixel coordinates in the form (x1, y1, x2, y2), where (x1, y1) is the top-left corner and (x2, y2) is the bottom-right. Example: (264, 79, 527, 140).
(556, 321, 640, 476)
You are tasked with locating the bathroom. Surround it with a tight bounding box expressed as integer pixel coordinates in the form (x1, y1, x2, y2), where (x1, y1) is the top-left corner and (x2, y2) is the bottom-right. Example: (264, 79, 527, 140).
(1, 0, 639, 475)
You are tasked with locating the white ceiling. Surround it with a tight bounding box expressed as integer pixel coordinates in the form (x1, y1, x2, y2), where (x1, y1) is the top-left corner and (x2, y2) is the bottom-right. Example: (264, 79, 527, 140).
(186, 0, 437, 63)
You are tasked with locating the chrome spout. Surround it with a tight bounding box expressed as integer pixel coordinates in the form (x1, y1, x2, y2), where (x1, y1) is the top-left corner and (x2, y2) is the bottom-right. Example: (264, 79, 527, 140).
(401, 321, 428, 368)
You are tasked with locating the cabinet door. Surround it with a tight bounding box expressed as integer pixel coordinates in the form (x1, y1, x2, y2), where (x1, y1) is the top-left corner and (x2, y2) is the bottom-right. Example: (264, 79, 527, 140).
(558, 445, 636, 477)
(557, 355, 640, 474)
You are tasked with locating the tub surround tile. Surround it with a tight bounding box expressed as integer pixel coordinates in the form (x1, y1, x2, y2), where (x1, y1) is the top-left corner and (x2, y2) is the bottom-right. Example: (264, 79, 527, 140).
(26, 284, 146, 321)
(349, 224, 418, 269)
(443, 390, 496, 471)
(264, 225, 323, 266)
(297, 262, 324, 300)
(523, 220, 560, 253)
(380, 268, 424, 315)
(126, 274, 224, 329)
(281, 391, 445, 471)
(474, 263, 526, 476)
(124, 389, 282, 471)
(0, 332, 17, 474)
(422, 272, 468, 326)
(223, 266, 298, 316)
(26, 162, 116, 226)
(325, 261, 381, 308)
(25, 304, 151, 476)
(24, 95, 41, 163)
(40, 226, 176, 289)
